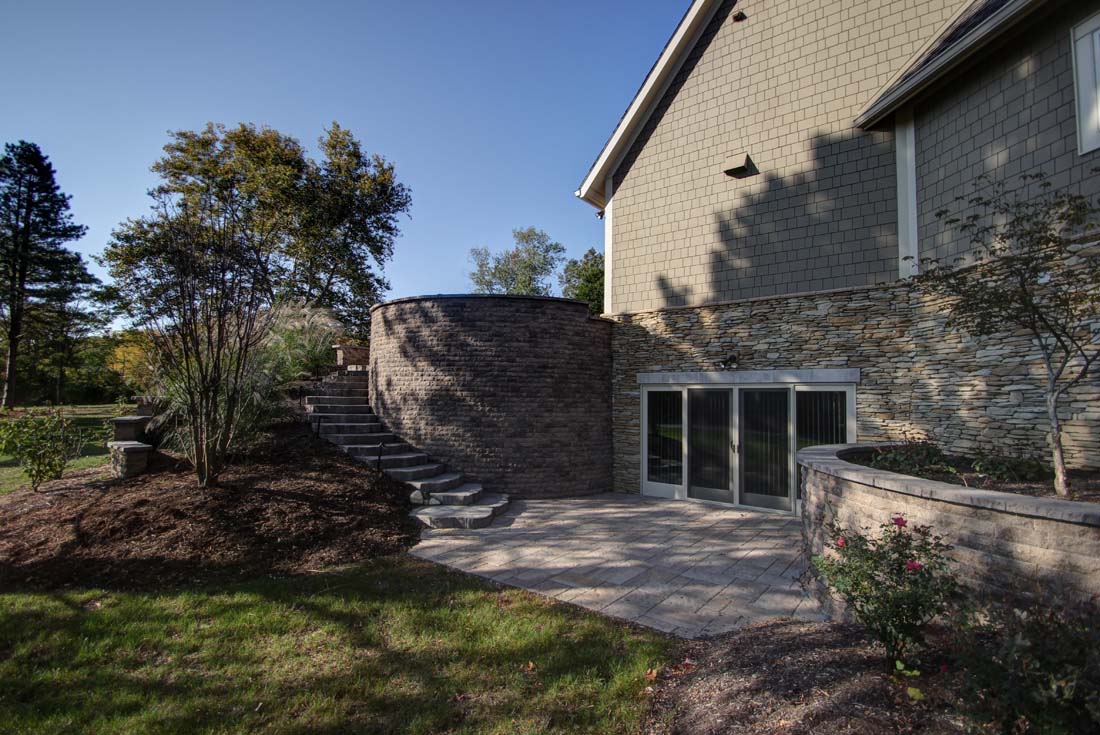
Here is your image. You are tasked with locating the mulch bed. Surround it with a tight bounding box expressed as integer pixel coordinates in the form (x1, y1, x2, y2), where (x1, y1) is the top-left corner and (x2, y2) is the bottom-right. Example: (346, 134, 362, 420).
(644, 619, 969, 735)
(0, 422, 419, 590)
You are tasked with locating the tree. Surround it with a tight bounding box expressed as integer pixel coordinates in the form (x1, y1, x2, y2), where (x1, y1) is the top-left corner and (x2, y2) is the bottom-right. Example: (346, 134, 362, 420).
(286, 123, 411, 337)
(469, 227, 566, 296)
(0, 141, 89, 408)
(103, 133, 283, 487)
(915, 173, 1100, 497)
(560, 247, 604, 315)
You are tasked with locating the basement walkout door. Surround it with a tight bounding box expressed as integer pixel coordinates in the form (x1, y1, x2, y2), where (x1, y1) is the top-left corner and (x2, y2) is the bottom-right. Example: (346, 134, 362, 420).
(641, 380, 856, 514)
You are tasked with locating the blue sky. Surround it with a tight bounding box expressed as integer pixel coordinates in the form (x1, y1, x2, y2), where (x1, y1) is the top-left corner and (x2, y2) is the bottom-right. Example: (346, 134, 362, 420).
(1, 0, 690, 299)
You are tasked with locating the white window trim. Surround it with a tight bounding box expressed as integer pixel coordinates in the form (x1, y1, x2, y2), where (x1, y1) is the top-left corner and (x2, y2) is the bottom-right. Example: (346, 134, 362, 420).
(895, 107, 920, 277)
(603, 174, 614, 314)
(1072, 10, 1100, 155)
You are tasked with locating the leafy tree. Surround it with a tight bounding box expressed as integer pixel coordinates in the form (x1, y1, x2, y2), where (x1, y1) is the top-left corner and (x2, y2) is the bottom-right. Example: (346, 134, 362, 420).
(103, 133, 283, 487)
(915, 173, 1100, 497)
(286, 123, 411, 337)
(469, 227, 566, 296)
(560, 247, 604, 315)
(0, 141, 89, 408)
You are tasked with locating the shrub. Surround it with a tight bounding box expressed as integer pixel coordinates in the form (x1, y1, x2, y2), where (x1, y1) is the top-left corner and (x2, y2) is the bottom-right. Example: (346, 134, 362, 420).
(0, 410, 85, 491)
(971, 453, 1052, 484)
(868, 440, 959, 480)
(812, 514, 958, 663)
(260, 301, 344, 384)
(954, 601, 1100, 734)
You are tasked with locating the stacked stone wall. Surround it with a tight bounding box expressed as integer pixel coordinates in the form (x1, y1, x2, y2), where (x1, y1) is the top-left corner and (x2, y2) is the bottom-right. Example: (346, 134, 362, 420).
(611, 282, 1100, 494)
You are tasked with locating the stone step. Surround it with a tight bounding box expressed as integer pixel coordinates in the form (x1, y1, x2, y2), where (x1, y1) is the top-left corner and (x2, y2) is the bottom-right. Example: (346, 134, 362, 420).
(306, 403, 377, 414)
(317, 385, 371, 395)
(305, 395, 369, 406)
(318, 422, 384, 435)
(404, 471, 465, 494)
(309, 413, 381, 425)
(410, 482, 483, 506)
(410, 494, 510, 529)
(370, 452, 431, 469)
(342, 442, 413, 458)
(326, 432, 396, 446)
(324, 375, 371, 385)
(385, 463, 447, 482)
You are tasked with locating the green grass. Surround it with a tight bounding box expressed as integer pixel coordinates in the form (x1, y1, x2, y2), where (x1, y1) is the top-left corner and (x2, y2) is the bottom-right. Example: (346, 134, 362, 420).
(0, 403, 132, 495)
(0, 556, 674, 734)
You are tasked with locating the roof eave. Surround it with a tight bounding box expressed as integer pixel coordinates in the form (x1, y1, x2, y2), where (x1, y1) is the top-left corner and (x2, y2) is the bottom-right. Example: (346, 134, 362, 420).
(575, 0, 723, 209)
(855, 0, 1045, 130)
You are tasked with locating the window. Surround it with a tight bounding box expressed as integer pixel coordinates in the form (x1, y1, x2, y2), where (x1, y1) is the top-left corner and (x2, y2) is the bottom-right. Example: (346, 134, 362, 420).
(1074, 11, 1100, 154)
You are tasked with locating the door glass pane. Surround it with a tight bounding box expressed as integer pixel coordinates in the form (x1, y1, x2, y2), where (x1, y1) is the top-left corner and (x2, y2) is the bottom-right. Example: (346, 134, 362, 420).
(647, 391, 682, 485)
(796, 391, 848, 500)
(688, 389, 732, 503)
(739, 389, 791, 511)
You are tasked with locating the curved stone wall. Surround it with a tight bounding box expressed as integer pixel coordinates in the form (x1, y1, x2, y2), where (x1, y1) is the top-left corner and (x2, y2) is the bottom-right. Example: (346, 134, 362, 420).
(799, 444, 1100, 606)
(369, 295, 612, 498)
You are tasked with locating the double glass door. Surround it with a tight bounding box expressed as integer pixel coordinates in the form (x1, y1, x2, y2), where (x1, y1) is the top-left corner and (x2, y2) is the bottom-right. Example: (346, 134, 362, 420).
(643, 384, 853, 513)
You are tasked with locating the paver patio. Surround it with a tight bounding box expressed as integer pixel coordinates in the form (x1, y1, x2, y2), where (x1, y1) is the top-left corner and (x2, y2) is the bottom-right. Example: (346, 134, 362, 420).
(411, 493, 825, 638)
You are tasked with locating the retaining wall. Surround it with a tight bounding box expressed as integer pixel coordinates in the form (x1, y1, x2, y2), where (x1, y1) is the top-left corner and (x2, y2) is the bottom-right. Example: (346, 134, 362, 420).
(799, 444, 1100, 606)
(369, 295, 612, 498)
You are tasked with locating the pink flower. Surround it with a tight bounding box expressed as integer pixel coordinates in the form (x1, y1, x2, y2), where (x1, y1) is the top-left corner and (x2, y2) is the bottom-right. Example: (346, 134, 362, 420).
(892, 516, 908, 528)
(939, 663, 949, 674)
(905, 560, 924, 572)
(836, 537, 847, 549)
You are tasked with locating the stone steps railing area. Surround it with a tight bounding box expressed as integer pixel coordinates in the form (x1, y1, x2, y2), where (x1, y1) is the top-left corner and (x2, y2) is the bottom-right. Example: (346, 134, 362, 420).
(305, 368, 510, 529)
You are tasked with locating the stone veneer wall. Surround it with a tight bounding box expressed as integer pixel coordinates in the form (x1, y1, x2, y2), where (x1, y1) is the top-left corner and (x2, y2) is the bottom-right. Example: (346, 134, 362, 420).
(369, 295, 612, 498)
(611, 282, 1100, 494)
(800, 445, 1100, 604)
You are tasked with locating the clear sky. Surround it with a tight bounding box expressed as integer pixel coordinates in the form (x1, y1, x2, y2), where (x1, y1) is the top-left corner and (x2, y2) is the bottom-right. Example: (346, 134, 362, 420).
(1, 0, 690, 300)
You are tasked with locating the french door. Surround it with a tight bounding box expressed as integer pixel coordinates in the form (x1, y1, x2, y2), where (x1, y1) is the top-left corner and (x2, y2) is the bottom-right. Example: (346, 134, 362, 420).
(641, 383, 855, 513)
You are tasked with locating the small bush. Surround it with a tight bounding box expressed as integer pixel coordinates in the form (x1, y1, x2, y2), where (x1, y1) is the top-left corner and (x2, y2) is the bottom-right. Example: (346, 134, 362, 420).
(868, 440, 959, 479)
(813, 514, 958, 663)
(954, 600, 1100, 734)
(971, 453, 1053, 484)
(0, 410, 85, 491)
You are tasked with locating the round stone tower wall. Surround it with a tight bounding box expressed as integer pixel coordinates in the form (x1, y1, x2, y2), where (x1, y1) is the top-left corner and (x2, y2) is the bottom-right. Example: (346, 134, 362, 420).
(369, 295, 612, 499)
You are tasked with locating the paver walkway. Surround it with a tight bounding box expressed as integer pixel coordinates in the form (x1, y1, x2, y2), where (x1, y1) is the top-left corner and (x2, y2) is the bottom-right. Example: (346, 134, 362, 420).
(411, 493, 825, 638)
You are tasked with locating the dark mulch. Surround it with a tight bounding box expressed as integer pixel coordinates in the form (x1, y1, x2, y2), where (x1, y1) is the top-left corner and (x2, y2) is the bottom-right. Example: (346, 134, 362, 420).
(644, 619, 968, 735)
(0, 422, 420, 590)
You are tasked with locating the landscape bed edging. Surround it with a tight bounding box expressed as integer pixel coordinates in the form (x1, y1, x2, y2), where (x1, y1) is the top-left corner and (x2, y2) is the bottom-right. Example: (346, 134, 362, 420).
(798, 444, 1100, 609)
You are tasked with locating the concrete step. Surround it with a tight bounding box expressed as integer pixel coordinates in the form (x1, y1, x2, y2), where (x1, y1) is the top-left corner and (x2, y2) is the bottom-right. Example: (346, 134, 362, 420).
(318, 422, 384, 435)
(385, 463, 447, 481)
(410, 482, 483, 506)
(324, 375, 371, 385)
(325, 432, 396, 446)
(342, 442, 413, 458)
(306, 403, 377, 415)
(410, 494, 510, 529)
(305, 395, 368, 406)
(405, 471, 465, 494)
(371, 452, 431, 469)
(309, 413, 381, 425)
(317, 386, 371, 396)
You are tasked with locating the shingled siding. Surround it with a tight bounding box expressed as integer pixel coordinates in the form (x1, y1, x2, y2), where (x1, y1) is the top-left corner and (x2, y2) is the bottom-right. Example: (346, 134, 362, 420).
(610, 283, 1100, 494)
(369, 296, 613, 499)
(608, 0, 958, 314)
(915, 0, 1100, 266)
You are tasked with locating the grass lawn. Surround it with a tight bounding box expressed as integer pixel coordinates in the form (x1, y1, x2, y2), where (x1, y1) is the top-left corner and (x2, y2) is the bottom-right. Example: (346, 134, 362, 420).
(0, 404, 131, 495)
(0, 555, 674, 735)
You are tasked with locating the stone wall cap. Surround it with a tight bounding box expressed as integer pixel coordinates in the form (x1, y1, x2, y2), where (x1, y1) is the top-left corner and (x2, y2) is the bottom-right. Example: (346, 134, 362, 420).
(371, 293, 594, 312)
(798, 444, 1100, 527)
(107, 441, 153, 453)
(108, 416, 153, 425)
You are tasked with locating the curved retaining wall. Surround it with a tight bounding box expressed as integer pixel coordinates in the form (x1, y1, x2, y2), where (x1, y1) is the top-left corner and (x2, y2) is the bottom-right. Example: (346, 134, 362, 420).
(369, 295, 612, 499)
(799, 444, 1100, 606)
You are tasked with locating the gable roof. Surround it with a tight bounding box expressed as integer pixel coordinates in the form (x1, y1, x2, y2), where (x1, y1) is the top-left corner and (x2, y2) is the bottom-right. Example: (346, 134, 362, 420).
(855, 0, 1047, 129)
(575, 0, 724, 210)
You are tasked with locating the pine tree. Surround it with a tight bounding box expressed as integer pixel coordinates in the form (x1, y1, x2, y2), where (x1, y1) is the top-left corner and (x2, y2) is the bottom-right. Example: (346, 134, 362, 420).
(0, 141, 89, 408)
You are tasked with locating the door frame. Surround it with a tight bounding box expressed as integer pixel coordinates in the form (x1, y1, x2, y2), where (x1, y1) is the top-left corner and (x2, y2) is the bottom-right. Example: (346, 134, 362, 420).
(640, 381, 857, 514)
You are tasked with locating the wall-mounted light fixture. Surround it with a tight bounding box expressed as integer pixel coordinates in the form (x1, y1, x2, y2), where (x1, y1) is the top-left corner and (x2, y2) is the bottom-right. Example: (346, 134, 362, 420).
(716, 352, 740, 370)
(733, 10, 748, 22)
(723, 153, 757, 179)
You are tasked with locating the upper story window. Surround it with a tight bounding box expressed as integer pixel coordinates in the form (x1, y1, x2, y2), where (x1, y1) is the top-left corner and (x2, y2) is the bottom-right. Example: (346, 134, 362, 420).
(1074, 10, 1100, 154)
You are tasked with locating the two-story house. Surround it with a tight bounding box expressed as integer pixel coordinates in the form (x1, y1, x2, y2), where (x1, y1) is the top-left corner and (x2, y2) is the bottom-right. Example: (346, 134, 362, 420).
(576, 0, 1100, 512)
